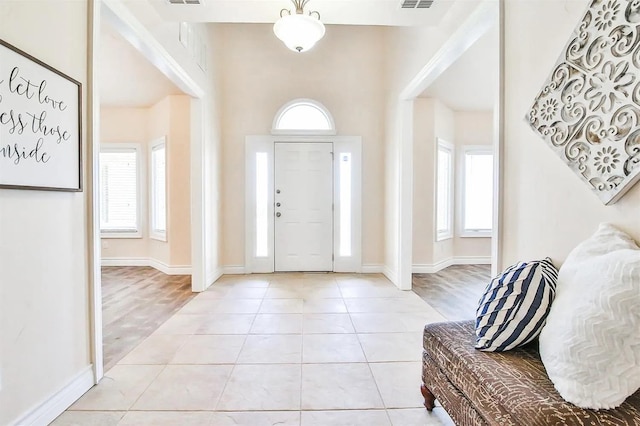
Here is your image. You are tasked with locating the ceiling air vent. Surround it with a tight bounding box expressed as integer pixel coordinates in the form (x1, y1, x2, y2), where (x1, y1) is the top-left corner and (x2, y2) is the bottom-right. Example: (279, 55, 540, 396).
(166, 0, 203, 5)
(401, 0, 434, 8)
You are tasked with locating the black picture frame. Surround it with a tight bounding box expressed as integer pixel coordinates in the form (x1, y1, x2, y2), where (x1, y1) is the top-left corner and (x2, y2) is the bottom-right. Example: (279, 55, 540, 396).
(0, 38, 82, 192)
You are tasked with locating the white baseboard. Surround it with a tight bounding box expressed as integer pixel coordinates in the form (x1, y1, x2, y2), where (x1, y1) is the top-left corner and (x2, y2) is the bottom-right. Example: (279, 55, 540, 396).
(413, 256, 491, 273)
(101, 257, 148, 267)
(412, 265, 436, 274)
(382, 265, 397, 285)
(216, 258, 490, 279)
(12, 366, 94, 426)
(101, 257, 192, 275)
(413, 258, 453, 274)
(207, 267, 224, 287)
(361, 264, 384, 274)
(148, 258, 191, 275)
(453, 256, 491, 265)
(222, 265, 246, 275)
(227, 265, 385, 275)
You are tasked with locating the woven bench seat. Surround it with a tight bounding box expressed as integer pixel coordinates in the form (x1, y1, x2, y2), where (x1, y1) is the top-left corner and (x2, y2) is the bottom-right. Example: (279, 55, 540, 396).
(421, 320, 640, 426)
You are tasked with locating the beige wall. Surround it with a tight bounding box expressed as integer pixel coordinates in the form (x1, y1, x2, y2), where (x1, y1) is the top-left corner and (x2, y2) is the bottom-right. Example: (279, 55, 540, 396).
(502, 0, 640, 268)
(102, 107, 148, 142)
(384, 1, 486, 281)
(412, 100, 492, 268)
(412, 98, 455, 266)
(120, 1, 208, 92)
(205, 25, 224, 283)
(217, 24, 386, 268)
(101, 95, 192, 268)
(147, 97, 172, 265)
(453, 111, 492, 259)
(0, 1, 91, 424)
(412, 99, 436, 266)
(166, 95, 191, 266)
(0, 2, 220, 422)
(384, 27, 445, 277)
(114, 1, 222, 286)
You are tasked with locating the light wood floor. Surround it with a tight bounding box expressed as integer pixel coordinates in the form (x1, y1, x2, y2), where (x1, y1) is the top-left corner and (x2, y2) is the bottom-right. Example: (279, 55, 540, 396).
(102, 266, 195, 370)
(412, 264, 492, 321)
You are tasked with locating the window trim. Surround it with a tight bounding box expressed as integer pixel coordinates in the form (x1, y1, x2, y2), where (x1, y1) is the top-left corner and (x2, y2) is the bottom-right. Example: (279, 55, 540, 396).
(99, 143, 144, 239)
(459, 145, 494, 238)
(271, 98, 337, 136)
(435, 138, 454, 242)
(149, 137, 167, 242)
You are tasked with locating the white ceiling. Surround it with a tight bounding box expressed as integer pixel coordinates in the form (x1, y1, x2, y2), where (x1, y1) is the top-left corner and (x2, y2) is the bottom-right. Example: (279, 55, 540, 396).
(100, 23, 183, 108)
(102, 0, 496, 110)
(419, 23, 498, 111)
(149, 0, 454, 26)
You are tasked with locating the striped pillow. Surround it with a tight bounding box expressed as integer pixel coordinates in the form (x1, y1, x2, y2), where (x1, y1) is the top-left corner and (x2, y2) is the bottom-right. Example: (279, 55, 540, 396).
(475, 258, 558, 352)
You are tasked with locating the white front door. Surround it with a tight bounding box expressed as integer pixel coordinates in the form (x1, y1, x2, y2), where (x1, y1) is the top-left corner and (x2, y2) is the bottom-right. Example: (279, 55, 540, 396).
(274, 142, 333, 271)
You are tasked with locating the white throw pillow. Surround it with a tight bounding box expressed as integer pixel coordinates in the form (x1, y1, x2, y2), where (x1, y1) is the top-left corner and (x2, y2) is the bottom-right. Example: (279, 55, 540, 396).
(539, 223, 640, 409)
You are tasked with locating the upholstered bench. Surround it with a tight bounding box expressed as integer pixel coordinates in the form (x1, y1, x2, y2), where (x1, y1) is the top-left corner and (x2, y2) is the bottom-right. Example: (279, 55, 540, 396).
(421, 321, 640, 425)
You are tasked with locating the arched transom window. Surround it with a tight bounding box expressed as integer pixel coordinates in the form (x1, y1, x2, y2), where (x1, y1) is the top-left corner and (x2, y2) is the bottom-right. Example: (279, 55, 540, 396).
(272, 99, 336, 134)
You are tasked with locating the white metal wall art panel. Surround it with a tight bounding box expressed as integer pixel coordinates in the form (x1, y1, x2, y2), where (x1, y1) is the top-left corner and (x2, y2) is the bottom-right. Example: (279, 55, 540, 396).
(527, 0, 640, 204)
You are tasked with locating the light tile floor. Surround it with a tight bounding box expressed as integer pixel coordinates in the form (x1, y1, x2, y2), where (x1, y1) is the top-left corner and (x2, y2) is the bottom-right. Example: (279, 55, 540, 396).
(53, 273, 455, 426)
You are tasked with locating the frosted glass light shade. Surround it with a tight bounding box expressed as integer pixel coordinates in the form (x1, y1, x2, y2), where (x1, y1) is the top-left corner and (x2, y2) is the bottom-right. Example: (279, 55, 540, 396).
(273, 14, 325, 53)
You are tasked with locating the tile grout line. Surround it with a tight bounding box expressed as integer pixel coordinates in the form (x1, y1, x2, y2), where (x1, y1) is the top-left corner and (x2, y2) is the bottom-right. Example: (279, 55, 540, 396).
(122, 363, 168, 416)
(65, 273, 453, 425)
(213, 276, 272, 411)
(344, 282, 390, 419)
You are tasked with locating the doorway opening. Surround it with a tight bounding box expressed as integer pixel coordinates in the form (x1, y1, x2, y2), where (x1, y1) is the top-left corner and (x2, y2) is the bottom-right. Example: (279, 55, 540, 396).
(393, 1, 500, 312)
(90, 1, 208, 382)
(274, 142, 334, 272)
(245, 99, 361, 273)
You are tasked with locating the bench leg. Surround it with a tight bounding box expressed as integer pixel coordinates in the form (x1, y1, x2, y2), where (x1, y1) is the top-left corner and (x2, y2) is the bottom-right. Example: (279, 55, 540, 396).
(420, 383, 436, 411)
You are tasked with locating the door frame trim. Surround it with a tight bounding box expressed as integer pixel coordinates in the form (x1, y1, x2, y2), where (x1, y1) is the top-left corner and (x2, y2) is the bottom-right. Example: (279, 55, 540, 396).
(393, 1, 499, 289)
(245, 135, 362, 273)
(90, 0, 207, 385)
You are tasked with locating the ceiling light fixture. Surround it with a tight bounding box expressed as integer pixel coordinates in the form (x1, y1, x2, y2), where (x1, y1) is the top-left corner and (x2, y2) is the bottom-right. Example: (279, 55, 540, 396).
(273, 0, 325, 53)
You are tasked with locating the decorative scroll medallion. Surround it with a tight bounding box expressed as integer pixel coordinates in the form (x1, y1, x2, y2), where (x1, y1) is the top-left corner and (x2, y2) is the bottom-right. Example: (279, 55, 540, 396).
(528, 0, 640, 204)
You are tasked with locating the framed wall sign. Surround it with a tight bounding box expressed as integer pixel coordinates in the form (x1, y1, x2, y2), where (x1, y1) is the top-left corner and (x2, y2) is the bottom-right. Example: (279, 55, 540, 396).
(0, 38, 82, 192)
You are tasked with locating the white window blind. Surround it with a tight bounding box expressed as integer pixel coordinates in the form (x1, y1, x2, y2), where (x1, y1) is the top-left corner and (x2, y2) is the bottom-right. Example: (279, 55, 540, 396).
(100, 148, 139, 234)
(462, 148, 493, 235)
(436, 140, 454, 241)
(151, 141, 167, 238)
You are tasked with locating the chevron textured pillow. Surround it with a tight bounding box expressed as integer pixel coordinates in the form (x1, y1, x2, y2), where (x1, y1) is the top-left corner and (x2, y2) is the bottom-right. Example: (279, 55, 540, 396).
(475, 258, 558, 352)
(539, 223, 640, 409)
